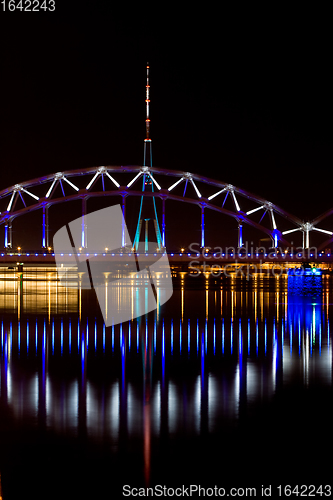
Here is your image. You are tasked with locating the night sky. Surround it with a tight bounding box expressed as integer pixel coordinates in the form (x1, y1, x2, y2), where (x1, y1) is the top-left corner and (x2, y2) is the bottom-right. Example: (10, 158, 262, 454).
(0, 4, 332, 225)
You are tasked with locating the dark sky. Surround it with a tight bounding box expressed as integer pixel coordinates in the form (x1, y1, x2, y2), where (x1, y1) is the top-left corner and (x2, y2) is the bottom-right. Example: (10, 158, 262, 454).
(0, 3, 332, 223)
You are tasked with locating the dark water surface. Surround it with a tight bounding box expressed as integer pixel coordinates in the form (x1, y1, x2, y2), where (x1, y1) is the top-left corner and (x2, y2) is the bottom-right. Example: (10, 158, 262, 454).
(0, 274, 332, 498)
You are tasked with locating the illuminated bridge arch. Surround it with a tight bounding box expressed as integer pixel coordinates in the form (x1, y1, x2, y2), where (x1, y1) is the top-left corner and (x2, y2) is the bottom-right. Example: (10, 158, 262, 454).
(0, 165, 325, 251)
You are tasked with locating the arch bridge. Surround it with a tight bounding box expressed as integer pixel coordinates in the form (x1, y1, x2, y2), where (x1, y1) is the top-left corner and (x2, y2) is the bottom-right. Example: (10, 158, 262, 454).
(0, 165, 332, 255)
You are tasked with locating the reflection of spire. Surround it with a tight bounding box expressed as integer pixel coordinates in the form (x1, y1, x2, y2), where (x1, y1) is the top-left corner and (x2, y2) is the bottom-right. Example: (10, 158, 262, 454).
(143, 318, 153, 486)
(0, 472, 2, 500)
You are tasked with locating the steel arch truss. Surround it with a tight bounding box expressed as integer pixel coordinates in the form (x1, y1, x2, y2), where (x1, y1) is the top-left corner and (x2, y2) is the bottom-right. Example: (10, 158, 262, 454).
(0, 165, 326, 250)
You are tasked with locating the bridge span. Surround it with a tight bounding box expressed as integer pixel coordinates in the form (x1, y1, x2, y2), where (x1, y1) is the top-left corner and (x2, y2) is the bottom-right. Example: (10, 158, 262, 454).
(1, 250, 332, 275)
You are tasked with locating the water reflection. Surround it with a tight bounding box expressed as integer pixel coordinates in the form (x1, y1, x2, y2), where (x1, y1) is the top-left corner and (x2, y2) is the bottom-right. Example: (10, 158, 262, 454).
(0, 273, 332, 490)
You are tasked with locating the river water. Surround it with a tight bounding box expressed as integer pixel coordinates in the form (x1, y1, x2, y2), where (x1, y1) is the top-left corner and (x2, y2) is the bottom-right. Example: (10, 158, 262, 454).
(0, 272, 332, 498)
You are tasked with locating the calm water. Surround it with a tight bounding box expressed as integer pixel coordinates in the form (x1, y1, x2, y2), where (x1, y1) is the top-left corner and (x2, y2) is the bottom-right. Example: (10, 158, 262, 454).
(0, 273, 332, 498)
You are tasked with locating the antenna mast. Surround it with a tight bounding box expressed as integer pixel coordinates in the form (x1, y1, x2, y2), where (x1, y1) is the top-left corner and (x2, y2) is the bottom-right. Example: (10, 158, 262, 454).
(143, 62, 152, 167)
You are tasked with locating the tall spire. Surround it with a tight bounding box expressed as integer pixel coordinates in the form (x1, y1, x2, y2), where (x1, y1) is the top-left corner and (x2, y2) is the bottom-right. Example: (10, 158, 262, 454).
(143, 62, 152, 167)
(145, 62, 150, 140)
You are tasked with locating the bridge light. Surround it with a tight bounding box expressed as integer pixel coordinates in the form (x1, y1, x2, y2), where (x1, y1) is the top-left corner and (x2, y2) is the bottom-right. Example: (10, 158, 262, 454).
(104, 171, 120, 188)
(149, 173, 161, 190)
(127, 172, 142, 188)
(190, 179, 202, 198)
(208, 188, 227, 201)
(62, 177, 79, 191)
(168, 177, 184, 191)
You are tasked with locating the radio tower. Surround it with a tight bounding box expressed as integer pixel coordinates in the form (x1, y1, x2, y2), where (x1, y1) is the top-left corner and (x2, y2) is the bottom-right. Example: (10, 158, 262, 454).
(132, 63, 163, 252)
(144, 62, 152, 167)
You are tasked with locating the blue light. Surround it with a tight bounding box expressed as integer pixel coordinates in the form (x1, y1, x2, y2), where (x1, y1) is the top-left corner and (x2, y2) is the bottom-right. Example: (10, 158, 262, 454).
(180, 319, 182, 354)
(69, 319, 72, 353)
(171, 318, 174, 353)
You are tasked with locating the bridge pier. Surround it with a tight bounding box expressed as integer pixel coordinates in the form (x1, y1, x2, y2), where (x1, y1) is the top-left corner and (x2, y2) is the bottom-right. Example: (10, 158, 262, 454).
(4, 218, 13, 248)
(201, 205, 205, 249)
(162, 197, 166, 249)
(121, 194, 127, 248)
(42, 204, 49, 248)
(81, 197, 88, 248)
(238, 223, 243, 248)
